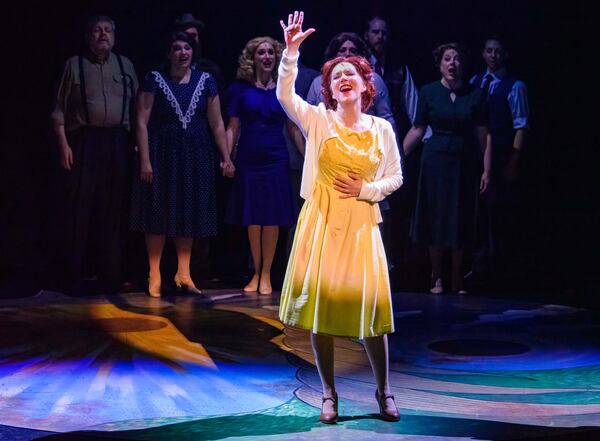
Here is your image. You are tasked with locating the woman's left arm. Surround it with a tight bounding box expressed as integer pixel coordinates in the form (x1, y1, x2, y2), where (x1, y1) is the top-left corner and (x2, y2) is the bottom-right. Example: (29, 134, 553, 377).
(207, 94, 235, 177)
(477, 126, 492, 193)
(357, 123, 403, 202)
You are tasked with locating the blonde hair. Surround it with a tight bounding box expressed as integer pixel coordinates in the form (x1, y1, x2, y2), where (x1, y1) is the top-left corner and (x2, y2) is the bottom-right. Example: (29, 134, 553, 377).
(236, 36, 283, 83)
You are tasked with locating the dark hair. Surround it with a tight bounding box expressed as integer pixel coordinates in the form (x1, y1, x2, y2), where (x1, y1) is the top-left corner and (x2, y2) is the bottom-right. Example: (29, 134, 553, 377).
(365, 16, 388, 32)
(432, 42, 469, 67)
(85, 15, 115, 40)
(483, 35, 509, 53)
(321, 56, 376, 112)
(160, 32, 198, 72)
(167, 32, 198, 56)
(323, 32, 371, 63)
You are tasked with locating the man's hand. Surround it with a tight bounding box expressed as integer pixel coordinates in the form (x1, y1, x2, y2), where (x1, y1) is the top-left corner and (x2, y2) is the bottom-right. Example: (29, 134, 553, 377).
(59, 144, 74, 170)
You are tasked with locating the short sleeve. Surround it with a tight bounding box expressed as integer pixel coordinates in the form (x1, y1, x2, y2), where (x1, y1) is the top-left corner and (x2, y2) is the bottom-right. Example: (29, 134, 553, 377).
(122, 56, 139, 95)
(508, 81, 530, 129)
(413, 86, 430, 127)
(50, 58, 75, 123)
(227, 81, 243, 118)
(141, 71, 159, 94)
(205, 73, 218, 98)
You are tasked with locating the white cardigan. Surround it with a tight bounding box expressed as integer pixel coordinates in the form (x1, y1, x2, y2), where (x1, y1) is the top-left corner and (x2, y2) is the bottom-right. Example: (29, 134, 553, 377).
(276, 50, 403, 211)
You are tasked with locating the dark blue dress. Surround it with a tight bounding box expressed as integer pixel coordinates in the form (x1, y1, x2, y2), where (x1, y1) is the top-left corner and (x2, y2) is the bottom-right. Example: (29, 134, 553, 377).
(225, 81, 296, 226)
(131, 70, 218, 237)
(411, 81, 487, 249)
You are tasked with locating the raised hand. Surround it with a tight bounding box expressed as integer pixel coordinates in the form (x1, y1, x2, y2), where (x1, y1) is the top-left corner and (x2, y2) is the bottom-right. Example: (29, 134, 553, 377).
(279, 11, 315, 56)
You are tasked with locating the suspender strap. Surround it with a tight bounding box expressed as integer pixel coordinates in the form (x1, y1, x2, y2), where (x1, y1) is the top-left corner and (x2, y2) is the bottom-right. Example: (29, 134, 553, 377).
(78, 55, 91, 125)
(79, 53, 131, 127)
(115, 53, 128, 126)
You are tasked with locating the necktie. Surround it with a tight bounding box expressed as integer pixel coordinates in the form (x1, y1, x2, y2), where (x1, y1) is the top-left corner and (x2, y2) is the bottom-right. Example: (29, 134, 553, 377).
(481, 73, 493, 98)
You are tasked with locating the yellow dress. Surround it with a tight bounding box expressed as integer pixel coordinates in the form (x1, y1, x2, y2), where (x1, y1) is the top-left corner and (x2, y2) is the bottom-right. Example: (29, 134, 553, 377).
(279, 121, 394, 339)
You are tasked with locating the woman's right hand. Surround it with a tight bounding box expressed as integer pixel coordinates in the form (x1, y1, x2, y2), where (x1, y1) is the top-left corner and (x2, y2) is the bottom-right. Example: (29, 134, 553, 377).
(220, 160, 235, 178)
(140, 161, 153, 184)
(59, 143, 73, 170)
(279, 11, 315, 56)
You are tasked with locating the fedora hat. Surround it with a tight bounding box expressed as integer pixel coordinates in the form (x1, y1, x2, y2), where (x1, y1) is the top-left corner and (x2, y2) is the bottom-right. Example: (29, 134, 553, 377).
(175, 13, 205, 32)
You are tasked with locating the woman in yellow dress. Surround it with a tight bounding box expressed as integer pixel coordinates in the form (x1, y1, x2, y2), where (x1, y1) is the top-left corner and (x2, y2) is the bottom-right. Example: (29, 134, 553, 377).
(277, 12, 402, 423)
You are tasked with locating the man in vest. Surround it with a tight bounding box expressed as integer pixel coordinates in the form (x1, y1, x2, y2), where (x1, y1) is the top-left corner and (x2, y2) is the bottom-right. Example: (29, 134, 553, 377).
(51, 15, 138, 293)
(469, 37, 530, 288)
(364, 16, 421, 275)
(364, 16, 419, 147)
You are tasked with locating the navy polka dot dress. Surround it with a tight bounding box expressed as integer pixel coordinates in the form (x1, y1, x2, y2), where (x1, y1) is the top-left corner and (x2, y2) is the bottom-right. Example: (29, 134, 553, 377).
(131, 69, 218, 237)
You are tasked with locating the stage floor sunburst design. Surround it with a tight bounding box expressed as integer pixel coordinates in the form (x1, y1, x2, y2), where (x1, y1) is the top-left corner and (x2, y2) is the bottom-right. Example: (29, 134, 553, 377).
(0, 289, 599, 440)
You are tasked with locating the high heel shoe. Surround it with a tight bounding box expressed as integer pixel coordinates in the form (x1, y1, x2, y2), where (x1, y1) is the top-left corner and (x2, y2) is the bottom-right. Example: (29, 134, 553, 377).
(430, 277, 443, 294)
(174, 274, 202, 295)
(147, 273, 161, 298)
(320, 392, 338, 424)
(375, 390, 400, 422)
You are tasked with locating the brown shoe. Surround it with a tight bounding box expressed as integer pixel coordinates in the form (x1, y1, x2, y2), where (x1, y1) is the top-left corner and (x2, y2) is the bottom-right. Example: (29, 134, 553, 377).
(376, 390, 400, 422)
(320, 393, 338, 424)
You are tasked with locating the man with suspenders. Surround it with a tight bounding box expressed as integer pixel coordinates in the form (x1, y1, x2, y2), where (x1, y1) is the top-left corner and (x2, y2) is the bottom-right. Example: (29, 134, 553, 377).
(51, 15, 138, 293)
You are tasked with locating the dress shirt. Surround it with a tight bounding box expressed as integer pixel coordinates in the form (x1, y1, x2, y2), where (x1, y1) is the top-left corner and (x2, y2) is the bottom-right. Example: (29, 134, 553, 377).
(470, 68, 530, 129)
(52, 52, 138, 132)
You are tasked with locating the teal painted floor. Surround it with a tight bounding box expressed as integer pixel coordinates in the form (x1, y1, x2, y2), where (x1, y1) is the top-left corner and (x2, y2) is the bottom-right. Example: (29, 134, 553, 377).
(0, 289, 599, 440)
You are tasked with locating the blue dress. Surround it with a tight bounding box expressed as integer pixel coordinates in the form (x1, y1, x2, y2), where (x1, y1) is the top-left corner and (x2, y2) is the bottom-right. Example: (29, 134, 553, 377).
(131, 69, 218, 237)
(225, 81, 296, 226)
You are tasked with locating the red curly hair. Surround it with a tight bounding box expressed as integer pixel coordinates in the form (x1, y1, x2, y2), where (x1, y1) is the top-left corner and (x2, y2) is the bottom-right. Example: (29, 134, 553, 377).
(321, 56, 376, 112)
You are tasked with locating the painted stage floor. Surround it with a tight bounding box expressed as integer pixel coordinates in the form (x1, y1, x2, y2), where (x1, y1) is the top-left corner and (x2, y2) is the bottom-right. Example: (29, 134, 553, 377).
(0, 288, 599, 440)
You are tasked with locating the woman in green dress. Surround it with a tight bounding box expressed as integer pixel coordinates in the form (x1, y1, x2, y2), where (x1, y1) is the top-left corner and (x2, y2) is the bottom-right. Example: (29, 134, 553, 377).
(404, 43, 491, 294)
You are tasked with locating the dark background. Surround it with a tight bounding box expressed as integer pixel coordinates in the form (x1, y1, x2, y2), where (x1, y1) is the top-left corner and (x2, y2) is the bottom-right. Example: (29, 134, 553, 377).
(1, 1, 596, 305)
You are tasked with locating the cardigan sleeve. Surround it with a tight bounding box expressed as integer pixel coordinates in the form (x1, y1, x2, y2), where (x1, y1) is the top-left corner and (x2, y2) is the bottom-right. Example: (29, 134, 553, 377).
(357, 120, 403, 202)
(276, 50, 322, 136)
